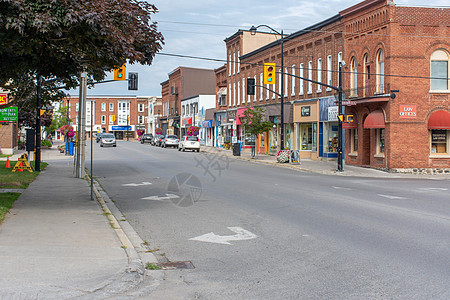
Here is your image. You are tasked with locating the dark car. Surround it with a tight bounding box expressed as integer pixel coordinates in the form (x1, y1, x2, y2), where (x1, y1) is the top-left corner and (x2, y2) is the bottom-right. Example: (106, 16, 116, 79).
(140, 133, 153, 144)
(153, 135, 165, 146)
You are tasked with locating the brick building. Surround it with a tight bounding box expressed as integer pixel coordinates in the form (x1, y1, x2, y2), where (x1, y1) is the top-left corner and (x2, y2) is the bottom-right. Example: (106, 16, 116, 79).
(160, 67, 216, 136)
(216, 0, 449, 171)
(64, 96, 155, 140)
(340, 0, 450, 172)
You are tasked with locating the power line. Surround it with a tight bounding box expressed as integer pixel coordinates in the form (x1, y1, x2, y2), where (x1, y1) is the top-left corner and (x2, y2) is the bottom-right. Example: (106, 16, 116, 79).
(157, 52, 448, 81)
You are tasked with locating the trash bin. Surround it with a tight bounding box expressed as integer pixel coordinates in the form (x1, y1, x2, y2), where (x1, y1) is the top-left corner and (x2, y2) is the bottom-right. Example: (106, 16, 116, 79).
(68, 142, 74, 156)
(232, 143, 241, 156)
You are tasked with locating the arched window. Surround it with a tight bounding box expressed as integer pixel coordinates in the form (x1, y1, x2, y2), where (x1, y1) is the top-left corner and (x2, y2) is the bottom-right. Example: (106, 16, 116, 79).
(430, 50, 449, 91)
(350, 57, 358, 96)
(363, 54, 369, 97)
(376, 49, 385, 93)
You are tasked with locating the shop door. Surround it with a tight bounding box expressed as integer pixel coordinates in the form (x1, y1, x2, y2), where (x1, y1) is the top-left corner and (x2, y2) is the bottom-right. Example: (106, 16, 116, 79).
(362, 128, 371, 166)
(115, 131, 123, 140)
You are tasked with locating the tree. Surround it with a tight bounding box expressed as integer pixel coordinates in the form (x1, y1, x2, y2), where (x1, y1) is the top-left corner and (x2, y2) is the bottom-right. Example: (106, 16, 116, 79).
(0, 0, 164, 114)
(239, 106, 274, 158)
(48, 105, 71, 134)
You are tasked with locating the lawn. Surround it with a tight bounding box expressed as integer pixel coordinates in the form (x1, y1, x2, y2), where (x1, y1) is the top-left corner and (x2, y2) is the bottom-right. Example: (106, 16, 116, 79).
(0, 160, 47, 189)
(0, 192, 21, 224)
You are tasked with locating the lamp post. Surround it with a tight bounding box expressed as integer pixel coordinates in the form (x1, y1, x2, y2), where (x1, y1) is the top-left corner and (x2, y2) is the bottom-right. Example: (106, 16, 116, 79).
(66, 98, 69, 155)
(250, 25, 285, 150)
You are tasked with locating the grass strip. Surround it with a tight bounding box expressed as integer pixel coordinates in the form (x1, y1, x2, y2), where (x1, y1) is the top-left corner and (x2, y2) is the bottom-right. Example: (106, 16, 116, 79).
(0, 161, 47, 189)
(0, 192, 21, 224)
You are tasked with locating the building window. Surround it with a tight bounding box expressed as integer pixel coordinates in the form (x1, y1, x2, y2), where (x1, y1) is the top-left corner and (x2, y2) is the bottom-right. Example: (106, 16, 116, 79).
(376, 49, 385, 93)
(327, 55, 332, 90)
(101, 103, 106, 111)
(284, 67, 288, 96)
(228, 54, 231, 76)
(266, 82, 270, 100)
(291, 65, 296, 96)
(298, 123, 316, 151)
(299, 63, 304, 95)
(431, 129, 448, 154)
(308, 61, 313, 94)
(351, 129, 358, 153)
(376, 128, 385, 155)
(260, 73, 263, 101)
(138, 103, 144, 112)
(338, 52, 343, 83)
(237, 50, 240, 73)
(233, 52, 236, 75)
(430, 50, 449, 91)
(254, 75, 257, 102)
(233, 83, 236, 106)
(278, 69, 282, 98)
(101, 115, 106, 124)
(237, 81, 240, 104)
(76, 103, 79, 112)
(109, 103, 114, 111)
(139, 115, 144, 124)
(350, 57, 358, 96)
(317, 58, 322, 92)
(229, 84, 232, 106)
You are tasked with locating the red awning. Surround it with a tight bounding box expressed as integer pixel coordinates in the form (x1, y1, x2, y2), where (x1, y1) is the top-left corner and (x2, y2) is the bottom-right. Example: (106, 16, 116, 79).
(343, 114, 358, 129)
(364, 110, 385, 128)
(427, 110, 450, 129)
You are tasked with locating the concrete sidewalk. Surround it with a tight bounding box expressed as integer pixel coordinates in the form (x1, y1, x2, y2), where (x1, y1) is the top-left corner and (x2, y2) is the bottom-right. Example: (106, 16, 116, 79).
(0, 145, 148, 299)
(201, 145, 450, 180)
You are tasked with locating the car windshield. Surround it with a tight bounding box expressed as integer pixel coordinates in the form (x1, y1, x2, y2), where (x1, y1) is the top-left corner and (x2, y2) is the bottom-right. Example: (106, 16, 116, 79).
(144, 134, 152, 137)
(187, 136, 199, 141)
(167, 135, 178, 139)
(102, 134, 115, 138)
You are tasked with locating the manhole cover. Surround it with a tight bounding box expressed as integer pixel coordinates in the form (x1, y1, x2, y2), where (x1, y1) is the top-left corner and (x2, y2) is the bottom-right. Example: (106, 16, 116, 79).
(157, 261, 195, 270)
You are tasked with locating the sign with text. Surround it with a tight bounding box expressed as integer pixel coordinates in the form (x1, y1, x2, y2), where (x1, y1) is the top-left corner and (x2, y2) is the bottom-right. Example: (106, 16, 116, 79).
(328, 106, 338, 121)
(301, 106, 311, 117)
(0, 94, 8, 105)
(0, 106, 18, 122)
(399, 105, 417, 119)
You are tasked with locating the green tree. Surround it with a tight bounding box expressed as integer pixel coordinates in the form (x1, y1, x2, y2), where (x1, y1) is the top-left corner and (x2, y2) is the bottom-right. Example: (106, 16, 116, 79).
(0, 0, 164, 123)
(239, 106, 274, 158)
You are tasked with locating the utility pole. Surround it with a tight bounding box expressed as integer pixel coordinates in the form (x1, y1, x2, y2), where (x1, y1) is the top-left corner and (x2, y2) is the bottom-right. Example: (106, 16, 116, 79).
(76, 70, 87, 178)
(35, 74, 42, 172)
(337, 62, 344, 172)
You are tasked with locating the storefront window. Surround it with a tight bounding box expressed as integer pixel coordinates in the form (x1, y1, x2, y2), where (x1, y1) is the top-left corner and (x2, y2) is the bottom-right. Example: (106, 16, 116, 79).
(299, 123, 313, 150)
(377, 128, 385, 154)
(270, 127, 278, 152)
(431, 129, 448, 154)
(312, 123, 317, 152)
(325, 123, 338, 152)
(351, 129, 358, 153)
(284, 126, 291, 149)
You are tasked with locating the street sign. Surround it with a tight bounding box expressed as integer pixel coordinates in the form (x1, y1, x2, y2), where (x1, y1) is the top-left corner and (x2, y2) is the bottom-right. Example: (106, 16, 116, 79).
(0, 94, 8, 105)
(0, 106, 18, 122)
(337, 114, 344, 122)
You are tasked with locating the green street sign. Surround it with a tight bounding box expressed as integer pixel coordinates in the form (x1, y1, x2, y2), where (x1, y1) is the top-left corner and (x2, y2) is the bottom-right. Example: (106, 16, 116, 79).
(0, 107, 18, 122)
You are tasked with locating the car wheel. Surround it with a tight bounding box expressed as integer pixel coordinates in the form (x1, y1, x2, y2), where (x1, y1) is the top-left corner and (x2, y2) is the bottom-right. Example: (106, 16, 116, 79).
(113, 144, 117, 147)
(178, 147, 181, 151)
(197, 149, 200, 152)
(182, 147, 185, 152)
(100, 144, 103, 147)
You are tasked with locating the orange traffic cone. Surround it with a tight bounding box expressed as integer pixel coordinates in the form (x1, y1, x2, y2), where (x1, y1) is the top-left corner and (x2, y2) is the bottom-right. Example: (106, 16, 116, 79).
(17, 161, 24, 172)
(6, 156, 10, 168)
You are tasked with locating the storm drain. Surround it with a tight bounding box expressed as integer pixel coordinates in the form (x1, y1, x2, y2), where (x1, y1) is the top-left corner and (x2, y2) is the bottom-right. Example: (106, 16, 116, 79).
(157, 261, 195, 270)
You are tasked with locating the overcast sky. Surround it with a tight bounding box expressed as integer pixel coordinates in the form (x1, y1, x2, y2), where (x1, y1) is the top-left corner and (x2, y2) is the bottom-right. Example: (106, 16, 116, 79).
(70, 0, 449, 98)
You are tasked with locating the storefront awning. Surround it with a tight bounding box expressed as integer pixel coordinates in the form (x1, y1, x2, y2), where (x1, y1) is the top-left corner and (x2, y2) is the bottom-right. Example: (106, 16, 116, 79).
(364, 110, 385, 128)
(236, 108, 248, 125)
(427, 110, 450, 129)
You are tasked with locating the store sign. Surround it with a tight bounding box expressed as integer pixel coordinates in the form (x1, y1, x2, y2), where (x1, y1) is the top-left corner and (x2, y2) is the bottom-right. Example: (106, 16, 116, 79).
(301, 106, 311, 117)
(0, 106, 18, 122)
(432, 130, 446, 142)
(328, 106, 338, 121)
(399, 105, 417, 119)
(111, 126, 132, 131)
(0, 94, 8, 105)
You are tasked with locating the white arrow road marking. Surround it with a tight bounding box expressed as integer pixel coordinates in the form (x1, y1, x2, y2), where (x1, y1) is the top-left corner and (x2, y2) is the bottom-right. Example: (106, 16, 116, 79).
(141, 194, 180, 201)
(122, 182, 152, 187)
(189, 227, 258, 245)
(418, 188, 448, 191)
(378, 194, 407, 200)
(332, 186, 353, 190)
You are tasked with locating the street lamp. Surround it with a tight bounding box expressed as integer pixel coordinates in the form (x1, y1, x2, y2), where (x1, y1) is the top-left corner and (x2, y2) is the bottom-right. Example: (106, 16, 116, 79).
(250, 25, 285, 150)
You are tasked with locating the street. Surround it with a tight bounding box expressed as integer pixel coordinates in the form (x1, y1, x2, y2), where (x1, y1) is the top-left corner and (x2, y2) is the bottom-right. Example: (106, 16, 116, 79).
(88, 140, 450, 299)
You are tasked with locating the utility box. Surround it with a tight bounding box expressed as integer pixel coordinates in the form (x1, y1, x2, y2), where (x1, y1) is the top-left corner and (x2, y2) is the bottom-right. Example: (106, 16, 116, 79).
(232, 143, 240, 156)
(25, 128, 35, 152)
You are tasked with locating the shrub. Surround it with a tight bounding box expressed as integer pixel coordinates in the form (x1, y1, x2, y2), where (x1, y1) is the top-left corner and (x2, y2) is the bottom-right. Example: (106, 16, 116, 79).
(41, 140, 52, 147)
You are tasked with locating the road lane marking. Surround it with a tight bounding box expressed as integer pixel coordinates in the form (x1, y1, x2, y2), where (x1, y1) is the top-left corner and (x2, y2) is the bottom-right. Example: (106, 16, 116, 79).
(377, 194, 407, 200)
(141, 194, 180, 201)
(332, 186, 353, 190)
(122, 182, 152, 187)
(189, 227, 258, 245)
(418, 188, 448, 191)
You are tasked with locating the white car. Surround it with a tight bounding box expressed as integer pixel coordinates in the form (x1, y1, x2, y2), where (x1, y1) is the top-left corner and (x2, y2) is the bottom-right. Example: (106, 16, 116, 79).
(178, 136, 200, 152)
(100, 133, 117, 147)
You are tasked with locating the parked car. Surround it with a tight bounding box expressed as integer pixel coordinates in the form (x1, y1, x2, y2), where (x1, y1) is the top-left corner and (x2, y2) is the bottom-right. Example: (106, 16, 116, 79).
(178, 136, 200, 152)
(162, 135, 179, 148)
(153, 135, 164, 146)
(100, 133, 117, 147)
(96, 132, 104, 143)
(140, 133, 153, 144)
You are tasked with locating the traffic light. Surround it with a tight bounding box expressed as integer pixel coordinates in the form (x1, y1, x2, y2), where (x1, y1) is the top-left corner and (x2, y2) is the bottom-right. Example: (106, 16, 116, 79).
(247, 78, 255, 95)
(128, 72, 138, 90)
(264, 63, 276, 85)
(112, 115, 115, 122)
(346, 115, 354, 123)
(114, 64, 126, 80)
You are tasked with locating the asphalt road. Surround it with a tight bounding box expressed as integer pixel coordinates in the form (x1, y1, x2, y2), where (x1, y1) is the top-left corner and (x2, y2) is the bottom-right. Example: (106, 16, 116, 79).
(88, 140, 450, 299)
